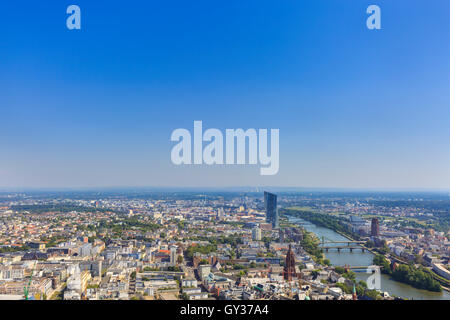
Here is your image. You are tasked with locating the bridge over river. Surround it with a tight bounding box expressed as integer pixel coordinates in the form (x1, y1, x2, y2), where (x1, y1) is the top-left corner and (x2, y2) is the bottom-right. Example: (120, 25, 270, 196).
(319, 239, 368, 252)
(320, 246, 367, 252)
(288, 215, 450, 300)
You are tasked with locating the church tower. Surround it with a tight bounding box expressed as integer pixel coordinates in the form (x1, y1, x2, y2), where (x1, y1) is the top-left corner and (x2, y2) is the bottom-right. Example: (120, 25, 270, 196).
(283, 244, 296, 281)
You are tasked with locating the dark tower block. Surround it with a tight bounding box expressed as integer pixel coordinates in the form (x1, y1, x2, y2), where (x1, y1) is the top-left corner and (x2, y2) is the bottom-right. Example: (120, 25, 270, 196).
(264, 191, 278, 228)
(371, 218, 380, 237)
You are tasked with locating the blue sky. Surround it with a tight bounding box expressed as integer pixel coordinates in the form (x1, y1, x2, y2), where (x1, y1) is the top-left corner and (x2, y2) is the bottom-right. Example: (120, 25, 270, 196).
(1, 1, 449, 189)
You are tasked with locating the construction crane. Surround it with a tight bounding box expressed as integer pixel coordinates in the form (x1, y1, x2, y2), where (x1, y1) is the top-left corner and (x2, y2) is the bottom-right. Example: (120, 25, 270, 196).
(262, 257, 272, 275)
(24, 261, 37, 300)
(298, 269, 303, 286)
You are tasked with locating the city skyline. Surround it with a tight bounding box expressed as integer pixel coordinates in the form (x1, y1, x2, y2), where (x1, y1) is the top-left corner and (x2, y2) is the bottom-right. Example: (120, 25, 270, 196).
(0, 189, 448, 300)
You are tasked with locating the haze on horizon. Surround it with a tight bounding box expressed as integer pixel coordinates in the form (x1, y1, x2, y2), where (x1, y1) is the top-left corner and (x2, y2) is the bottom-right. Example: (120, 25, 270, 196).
(1, 1, 450, 190)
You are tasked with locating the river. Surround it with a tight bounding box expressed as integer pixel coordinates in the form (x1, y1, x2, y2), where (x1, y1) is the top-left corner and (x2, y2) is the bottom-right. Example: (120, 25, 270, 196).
(288, 216, 450, 300)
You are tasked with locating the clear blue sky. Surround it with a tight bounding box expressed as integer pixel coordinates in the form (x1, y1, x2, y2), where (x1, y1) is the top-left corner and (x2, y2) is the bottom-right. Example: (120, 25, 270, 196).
(1, 1, 449, 189)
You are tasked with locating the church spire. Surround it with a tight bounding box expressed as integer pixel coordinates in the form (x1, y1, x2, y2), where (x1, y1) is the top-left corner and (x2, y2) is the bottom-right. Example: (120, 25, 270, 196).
(283, 244, 296, 281)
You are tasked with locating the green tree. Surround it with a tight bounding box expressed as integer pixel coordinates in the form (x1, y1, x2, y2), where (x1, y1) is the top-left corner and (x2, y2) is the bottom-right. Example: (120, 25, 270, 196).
(373, 254, 391, 274)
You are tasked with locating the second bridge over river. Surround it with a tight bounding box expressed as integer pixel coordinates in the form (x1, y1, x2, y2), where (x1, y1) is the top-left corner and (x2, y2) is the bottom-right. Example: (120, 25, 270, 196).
(320, 246, 367, 252)
(319, 240, 368, 252)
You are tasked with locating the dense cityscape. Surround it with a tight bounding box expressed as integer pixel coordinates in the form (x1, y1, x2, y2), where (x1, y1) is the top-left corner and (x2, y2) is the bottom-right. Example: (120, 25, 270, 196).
(0, 190, 448, 300)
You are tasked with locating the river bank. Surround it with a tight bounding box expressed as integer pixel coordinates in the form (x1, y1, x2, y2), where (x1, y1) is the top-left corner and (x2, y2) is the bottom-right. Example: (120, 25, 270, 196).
(287, 215, 450, 300)
(318, 224, 449, 293)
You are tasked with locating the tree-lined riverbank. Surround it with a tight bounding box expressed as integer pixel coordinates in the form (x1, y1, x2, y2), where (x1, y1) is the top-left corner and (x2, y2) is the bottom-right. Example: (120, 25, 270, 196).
(285, 212, 450, 300)
(373, 254, 441, 292)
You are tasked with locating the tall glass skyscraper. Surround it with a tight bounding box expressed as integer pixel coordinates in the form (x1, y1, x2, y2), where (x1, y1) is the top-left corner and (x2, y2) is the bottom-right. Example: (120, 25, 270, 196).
(264, 191, 278, 228)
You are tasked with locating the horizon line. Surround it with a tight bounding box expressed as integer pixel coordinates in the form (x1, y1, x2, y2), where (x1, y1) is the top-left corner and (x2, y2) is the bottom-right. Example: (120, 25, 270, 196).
(1, 186, 449, 193)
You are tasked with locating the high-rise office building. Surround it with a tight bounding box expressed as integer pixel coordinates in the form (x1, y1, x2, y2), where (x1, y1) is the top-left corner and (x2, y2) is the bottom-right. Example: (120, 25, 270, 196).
(252, 227, 262, 241)
(371, 218, 380, 237)
(169, 245, 178, 266)
(264, 191, 278, 228)
(198, 264, 211, 280)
